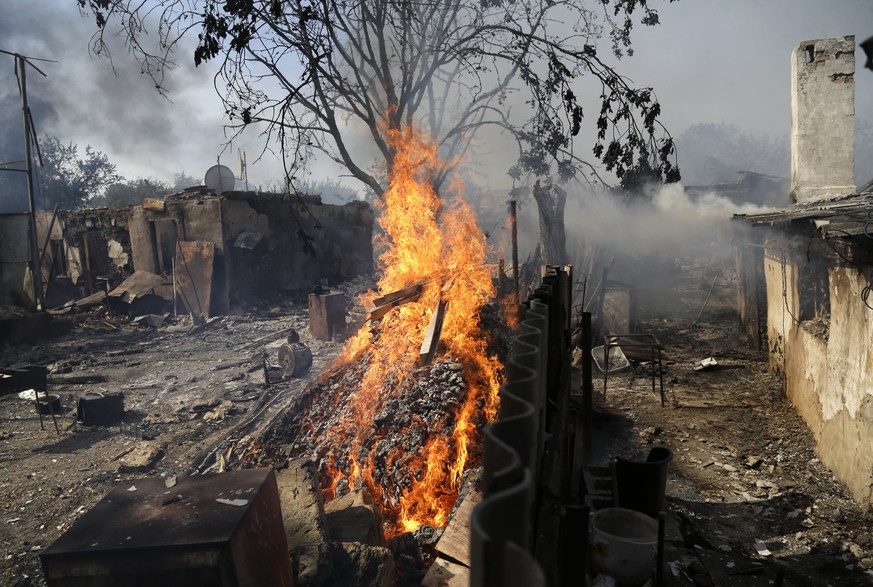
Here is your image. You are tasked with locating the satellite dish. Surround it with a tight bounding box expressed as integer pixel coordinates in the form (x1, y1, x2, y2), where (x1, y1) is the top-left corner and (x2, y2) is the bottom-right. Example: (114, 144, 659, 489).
(204, 164, 236, 194)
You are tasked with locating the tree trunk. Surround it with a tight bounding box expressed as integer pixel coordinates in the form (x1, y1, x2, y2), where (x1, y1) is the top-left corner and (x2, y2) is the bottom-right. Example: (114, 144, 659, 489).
(532, 180, 568, 267)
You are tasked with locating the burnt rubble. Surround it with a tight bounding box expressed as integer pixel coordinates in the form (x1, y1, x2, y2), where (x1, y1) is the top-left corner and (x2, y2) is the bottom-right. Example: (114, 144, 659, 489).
(255, 300, 512, 531)
(4, 258, 873, 586)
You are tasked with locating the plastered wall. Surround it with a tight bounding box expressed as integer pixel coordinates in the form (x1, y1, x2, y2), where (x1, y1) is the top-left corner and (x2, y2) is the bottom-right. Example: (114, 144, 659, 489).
(764, 251, 873, 507)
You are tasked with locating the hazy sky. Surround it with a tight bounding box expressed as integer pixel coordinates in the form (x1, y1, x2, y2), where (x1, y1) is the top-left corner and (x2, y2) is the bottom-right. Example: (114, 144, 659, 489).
(1, 0, 872, 193)
(615, 0, 873, 140)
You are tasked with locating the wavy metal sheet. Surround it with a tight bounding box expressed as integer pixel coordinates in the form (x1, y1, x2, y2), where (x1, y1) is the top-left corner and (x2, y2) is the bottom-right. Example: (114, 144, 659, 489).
(471, 300, 549, 587)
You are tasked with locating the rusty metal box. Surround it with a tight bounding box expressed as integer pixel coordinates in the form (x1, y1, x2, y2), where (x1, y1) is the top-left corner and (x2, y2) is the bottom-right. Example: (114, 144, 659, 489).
(40, 468, 293, 587)
(76, 392, 124, 426)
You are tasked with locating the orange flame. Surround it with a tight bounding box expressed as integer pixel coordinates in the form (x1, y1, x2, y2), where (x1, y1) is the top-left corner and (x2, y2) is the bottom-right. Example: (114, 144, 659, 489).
(323, 125, 503, 534)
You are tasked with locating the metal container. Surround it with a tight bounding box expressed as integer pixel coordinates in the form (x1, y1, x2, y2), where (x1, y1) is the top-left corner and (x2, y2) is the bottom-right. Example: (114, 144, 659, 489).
(591, 345, 630, 373)
(40, 468, 293, 587)
(37, 393, 61, 415)
(76, 392, 124, 426)
(589, 507, 658, 586)
(278, 342, 313, 378)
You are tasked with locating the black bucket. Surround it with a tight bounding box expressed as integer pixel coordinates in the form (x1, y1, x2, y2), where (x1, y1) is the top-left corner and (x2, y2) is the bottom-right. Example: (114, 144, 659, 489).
(36, 394, 61, 415)
(77, 392, 124, 426)
(613, 446, 672, 519)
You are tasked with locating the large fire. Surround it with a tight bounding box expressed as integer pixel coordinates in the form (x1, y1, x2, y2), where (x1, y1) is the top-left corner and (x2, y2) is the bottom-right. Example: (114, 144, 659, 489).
(321, 125, 503, 534)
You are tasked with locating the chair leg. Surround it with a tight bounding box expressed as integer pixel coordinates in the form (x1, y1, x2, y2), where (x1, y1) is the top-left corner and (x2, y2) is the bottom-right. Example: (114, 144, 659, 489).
(774, 565, 785, 587)
(656, 511, 666, 587)
(609, 460, 618, 508)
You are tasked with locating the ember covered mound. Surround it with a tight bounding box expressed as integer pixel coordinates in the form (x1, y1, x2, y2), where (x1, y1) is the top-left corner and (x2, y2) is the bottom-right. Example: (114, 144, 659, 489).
(267, 125, 508, 536)
(280, 340, 505, 536)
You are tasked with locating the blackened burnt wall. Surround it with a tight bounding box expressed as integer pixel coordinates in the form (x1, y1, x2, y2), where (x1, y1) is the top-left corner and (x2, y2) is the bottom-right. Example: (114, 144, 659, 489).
(221, 192, 373, 302)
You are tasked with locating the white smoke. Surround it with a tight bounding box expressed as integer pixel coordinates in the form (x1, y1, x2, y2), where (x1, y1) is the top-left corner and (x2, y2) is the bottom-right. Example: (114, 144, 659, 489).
(563, 182, 778, 265)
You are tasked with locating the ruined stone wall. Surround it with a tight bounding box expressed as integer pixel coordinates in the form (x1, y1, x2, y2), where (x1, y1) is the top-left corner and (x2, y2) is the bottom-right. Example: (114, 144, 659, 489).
(128, 206, 156, 274)
(0, 214, 32, 306)
(819, 267, 873, 506)
(764, 249, 873, 509)
(127, 192, 373, 307)
(790, 35, 856, 203)
(129, 197, 225, 275)
(219, 194, 373, 303)
(49, 208, 133, 287)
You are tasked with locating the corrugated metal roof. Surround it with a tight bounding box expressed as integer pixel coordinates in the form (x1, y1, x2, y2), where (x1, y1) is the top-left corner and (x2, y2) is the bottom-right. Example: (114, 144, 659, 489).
(733, 194, 873, 239)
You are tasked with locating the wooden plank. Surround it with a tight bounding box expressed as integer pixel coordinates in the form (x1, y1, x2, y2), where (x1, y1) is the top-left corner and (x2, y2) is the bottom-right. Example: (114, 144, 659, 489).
(367, 290, 423, 321)
(419, 299, 447, 366)
(108, 270, 167, 301)
(372, 283, 424, 307)
(418, 277, 455, 365)
(421, 558, 469, 587)
(175, 241, 215, 318)
(75, 290, 108, 308)
(434, 489, 480, 566)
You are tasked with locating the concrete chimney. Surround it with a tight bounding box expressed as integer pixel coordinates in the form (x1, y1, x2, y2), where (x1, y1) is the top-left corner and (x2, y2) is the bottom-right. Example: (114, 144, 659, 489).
(790, 35, 856, 203)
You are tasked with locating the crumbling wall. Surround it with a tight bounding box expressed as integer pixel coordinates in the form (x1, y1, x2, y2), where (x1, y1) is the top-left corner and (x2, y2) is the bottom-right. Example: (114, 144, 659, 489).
(764, 248, 873, 508)
(128, 192, 373, 308)
(0, 213, 33, 306)
(818, 266, 873, 506)
(37, 208, 134, 289)
(129, 197, 228, 312)
(220, 194, 373, 303)
(790, 35, 856, 203)
(128, 206, 156, 274)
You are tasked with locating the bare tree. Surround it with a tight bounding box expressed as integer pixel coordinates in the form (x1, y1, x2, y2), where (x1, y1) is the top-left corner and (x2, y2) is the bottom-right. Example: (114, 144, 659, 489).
(77, 0, 679, 258)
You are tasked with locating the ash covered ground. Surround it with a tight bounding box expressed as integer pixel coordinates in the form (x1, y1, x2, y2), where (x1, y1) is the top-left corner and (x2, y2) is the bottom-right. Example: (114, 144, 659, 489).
(0, 262, 872, 586)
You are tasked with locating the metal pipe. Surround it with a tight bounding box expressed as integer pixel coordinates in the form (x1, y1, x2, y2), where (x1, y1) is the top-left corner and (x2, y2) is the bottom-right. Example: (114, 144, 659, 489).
(18, 55, 46, 310)
(581, 312, 593, 465)
(510, 199, 519, 306)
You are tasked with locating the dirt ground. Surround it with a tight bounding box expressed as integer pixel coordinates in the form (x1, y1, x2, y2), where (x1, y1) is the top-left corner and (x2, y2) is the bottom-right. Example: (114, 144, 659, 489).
(587, 260, 873, 587)
(1, 261, 872, 586)
(0, 281, 371, 586)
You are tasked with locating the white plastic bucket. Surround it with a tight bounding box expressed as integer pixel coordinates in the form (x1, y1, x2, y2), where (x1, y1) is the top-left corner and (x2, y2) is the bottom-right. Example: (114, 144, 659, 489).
(589, 507, 658, 586)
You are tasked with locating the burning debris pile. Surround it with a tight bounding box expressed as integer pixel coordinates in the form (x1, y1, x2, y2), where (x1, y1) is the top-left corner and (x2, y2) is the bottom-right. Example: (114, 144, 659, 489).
(259, 127, 508, 536)
(275, 344, 498, 535)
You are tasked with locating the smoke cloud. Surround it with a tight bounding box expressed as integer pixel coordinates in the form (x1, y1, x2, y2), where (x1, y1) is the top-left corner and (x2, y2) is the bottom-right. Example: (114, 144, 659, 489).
(562, 183, 774, 265)
(1, 0, 871, 214)
(0, 0, 276, 210)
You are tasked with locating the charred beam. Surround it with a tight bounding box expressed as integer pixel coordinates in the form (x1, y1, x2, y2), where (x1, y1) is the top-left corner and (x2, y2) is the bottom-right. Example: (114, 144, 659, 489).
(367, 284, 424, 321)
(419, 278, 455, 366)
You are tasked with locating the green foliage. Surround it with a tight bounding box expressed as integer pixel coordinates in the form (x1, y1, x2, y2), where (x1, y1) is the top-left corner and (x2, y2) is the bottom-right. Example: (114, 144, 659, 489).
(36, 136, 121, 210)
(90, 171, 201, 208)
(170, 172, 200, 192)
(92, 178, 168, 208)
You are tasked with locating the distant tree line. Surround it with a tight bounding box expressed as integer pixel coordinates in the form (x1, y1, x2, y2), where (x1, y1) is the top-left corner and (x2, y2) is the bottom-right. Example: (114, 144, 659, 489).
(0, 134, 200, 211)
(0, 132, 373, 212)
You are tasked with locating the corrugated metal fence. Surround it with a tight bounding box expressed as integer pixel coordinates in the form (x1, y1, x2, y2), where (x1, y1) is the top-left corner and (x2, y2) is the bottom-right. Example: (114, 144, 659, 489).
(471, 266, 574, 586)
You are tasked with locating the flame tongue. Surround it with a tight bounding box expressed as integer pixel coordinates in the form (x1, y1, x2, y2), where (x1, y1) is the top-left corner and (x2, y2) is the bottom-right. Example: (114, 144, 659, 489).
(319, 125, 502, 535)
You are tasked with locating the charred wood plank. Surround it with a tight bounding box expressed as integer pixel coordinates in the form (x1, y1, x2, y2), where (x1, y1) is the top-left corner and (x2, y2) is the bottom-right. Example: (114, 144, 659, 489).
(367, 287, 424, 321)
(419, 299, 448, 366)
(372, 283, 425, 307)
(419, 278, 454, 366)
